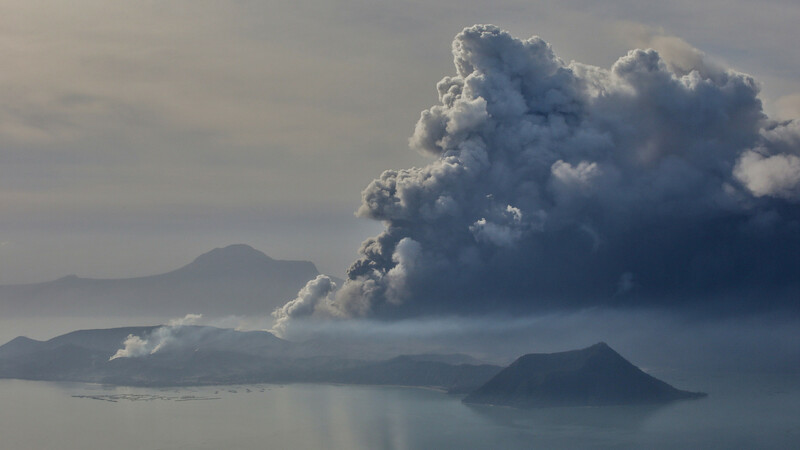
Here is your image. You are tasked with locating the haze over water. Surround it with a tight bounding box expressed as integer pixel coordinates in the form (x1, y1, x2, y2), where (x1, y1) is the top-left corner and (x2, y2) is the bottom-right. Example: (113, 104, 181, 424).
(1, 371, 797, 450)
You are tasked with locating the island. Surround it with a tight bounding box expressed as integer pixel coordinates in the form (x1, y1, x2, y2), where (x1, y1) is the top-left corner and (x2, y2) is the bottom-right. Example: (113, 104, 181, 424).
(464, 342, 706, 408)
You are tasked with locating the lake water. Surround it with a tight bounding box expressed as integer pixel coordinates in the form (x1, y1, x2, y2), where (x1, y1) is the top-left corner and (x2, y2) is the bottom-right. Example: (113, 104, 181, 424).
(1, 371, 798, 449)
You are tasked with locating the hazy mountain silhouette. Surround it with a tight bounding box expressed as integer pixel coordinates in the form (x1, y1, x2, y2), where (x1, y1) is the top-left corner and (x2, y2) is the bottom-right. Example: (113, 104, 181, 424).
(0, 245, 332, 317)
(0, 325, 500, 389)
(464, 342, 706, 408)
(0, 329, 710, 401)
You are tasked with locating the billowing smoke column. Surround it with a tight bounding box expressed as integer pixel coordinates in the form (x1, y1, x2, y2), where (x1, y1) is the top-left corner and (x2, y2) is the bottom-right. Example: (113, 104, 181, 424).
(273, 25, 800, 334)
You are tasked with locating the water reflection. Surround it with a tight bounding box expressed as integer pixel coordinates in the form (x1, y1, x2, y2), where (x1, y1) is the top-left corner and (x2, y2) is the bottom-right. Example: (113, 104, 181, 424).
(0, 378, 796, 450)
(464, 401, 670, 431)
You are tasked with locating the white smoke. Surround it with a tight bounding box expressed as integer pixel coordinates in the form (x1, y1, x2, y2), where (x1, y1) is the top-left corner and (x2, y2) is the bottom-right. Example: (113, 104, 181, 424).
(109, 313, 202, 360)
(271, 276, 337, 337)
(109, 335, 150, 360)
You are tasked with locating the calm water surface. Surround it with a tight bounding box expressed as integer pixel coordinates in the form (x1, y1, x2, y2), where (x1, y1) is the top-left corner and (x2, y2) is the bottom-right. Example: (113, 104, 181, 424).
(1, 372, 798, 449)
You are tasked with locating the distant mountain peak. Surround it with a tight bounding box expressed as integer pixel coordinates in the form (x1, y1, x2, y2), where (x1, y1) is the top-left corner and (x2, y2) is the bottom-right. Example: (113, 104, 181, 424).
(0, 244, 323, 316)
(180, 244, 281, 274)
(584, 341, 617, 355)
(195, 244, 274, 263)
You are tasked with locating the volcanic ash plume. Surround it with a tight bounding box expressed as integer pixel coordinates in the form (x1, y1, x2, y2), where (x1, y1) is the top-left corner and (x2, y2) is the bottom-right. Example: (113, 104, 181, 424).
(272, 25, 800, 336)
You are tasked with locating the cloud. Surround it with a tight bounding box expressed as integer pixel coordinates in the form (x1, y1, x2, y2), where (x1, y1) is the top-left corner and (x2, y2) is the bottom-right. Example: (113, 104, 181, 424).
(775, 93, 800, 120)
(279, 24, 799, 326)
(735, 150, 800, 199)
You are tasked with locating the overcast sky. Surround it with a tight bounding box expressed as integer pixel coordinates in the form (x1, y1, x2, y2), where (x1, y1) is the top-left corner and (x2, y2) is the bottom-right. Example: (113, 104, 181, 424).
(1, 0, 799, 284)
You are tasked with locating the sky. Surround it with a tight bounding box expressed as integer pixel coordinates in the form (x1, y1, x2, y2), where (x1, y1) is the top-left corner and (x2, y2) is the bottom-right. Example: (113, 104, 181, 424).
(1, 0, 800, 285)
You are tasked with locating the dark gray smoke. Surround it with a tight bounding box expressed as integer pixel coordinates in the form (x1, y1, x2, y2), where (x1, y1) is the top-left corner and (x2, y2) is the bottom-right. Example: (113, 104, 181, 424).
(273, 25, 800, 334)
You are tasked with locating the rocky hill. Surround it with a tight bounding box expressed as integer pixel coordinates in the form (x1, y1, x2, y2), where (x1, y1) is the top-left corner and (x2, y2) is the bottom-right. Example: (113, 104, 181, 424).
(464, 342, 706, 407)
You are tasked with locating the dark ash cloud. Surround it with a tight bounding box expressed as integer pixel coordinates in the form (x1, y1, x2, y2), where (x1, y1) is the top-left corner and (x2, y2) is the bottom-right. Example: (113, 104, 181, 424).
(273, 25, 800, 332)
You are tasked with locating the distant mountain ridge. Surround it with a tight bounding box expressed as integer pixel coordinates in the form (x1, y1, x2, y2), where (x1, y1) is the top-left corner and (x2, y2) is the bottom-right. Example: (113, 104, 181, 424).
(0, 325, 501, 390)
(0, 327, 707, 407)
(0, 245, 334, 317)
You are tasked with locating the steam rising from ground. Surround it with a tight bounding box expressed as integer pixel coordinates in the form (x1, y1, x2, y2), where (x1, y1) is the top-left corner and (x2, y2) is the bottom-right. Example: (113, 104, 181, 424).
(272, 25, 800, 336)
(109, 314, 202, 360)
